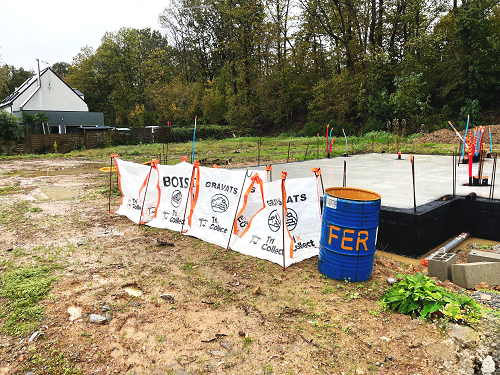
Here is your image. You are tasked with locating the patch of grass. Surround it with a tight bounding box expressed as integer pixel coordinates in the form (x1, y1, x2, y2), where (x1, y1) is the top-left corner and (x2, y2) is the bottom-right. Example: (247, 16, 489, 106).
(99, 185, 122, 197)
(22, 350, 82, 374)
(181, 262, 195, 272)
(0, 201, 42, 226)
(0, 265, 59, 336)
(0, 185, 18, 195)
(242, 336, 253, 347)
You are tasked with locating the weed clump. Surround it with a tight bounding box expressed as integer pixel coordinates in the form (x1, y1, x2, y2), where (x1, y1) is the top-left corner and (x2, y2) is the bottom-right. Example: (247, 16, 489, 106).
(0, 265, 59, 335)
(379, 272, 482, 326)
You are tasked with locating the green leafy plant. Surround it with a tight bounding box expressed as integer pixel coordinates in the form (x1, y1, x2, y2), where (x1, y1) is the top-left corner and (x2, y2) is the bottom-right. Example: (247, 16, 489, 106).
(379, 273, 482, 326)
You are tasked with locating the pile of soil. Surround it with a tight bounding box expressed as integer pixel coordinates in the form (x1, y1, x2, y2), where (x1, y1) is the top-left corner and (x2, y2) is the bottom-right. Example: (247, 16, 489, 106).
(416, 124, 500, 145)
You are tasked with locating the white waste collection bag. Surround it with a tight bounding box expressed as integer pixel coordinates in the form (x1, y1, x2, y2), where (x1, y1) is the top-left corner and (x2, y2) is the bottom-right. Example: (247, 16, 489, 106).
(184, 166, 248, 248)
(231, 176, 321, 267)
(147, 162, 194, 231)
(114, 158, 160, 224)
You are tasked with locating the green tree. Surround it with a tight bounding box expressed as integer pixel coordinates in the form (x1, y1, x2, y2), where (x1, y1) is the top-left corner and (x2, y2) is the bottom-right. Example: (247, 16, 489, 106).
(0, 111, 23, 140)
(51, 62, 70, 79)
(4, 66, 33, 94)
(21, 112, 49, 126)
(0, 65, 8, 99)
(390, 72, 431, 132)
(454, 0, 487, 100)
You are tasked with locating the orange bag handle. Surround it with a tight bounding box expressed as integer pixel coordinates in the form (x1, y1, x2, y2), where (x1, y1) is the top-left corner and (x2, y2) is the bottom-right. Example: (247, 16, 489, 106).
(137, 160, 159, 224)
(187, 161, 200, 227)
(233, 174, 265, 236)
(281, 172, 294, 259)
(138, 160, 158, 204)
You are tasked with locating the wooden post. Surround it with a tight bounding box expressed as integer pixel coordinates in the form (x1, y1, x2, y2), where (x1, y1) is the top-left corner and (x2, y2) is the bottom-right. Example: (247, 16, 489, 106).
(258, 137, 261, 166)
(317, 134, 319, 159)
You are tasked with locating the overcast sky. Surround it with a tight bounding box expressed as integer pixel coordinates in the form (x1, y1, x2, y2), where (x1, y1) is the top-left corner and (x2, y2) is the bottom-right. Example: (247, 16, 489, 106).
(0, 0, 167, 72)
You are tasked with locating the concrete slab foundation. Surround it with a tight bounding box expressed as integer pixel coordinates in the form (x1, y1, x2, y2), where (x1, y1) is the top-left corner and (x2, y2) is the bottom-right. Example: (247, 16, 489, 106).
(246, 153, 500, 257)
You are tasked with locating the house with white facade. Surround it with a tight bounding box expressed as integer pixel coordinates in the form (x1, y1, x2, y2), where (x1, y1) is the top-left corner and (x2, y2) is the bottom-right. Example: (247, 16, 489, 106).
(0, 67, 104, 134)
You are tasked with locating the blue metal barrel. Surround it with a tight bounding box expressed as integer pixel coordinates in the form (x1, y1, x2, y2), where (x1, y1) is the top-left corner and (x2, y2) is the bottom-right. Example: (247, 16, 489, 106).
(318, 187, 381, 282)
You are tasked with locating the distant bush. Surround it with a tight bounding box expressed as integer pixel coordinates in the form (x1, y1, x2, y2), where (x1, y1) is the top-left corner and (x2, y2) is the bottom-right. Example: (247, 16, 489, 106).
(299, 122, 323, 137)
(172, 125, 241, 143)
(0, 112, 23, 140)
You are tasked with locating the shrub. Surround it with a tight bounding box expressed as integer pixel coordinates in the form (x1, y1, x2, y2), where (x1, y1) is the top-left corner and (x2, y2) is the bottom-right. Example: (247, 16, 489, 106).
(300, 122, 323, 137)
(0, 111, 23, 140)
(379, 273, 482, 326)
(171, 125, 239, 143)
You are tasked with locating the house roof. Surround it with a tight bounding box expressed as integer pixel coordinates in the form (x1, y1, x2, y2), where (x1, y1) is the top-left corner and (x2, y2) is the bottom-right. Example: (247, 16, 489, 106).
(73, 88, 84, 97)
(0, 69, 43, 108)
(0, 67, 87, 109)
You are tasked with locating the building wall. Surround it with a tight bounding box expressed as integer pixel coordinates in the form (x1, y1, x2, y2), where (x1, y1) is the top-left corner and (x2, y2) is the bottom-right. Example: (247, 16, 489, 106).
(15, 110, 104, 134)
(22, 70, 88, 112)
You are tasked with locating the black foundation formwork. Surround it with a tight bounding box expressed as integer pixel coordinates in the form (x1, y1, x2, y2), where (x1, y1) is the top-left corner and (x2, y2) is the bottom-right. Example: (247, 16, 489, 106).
(378, 196, 500, 258)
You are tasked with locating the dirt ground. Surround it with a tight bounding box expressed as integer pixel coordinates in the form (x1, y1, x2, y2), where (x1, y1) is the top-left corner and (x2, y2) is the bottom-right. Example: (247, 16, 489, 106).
(0, 157, 498, 375)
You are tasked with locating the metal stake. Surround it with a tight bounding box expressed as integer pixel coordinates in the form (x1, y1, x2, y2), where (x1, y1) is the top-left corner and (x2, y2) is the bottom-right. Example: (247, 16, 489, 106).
(343, 160, 346, 187)
(490, 153, 497, 200)
(108, 155, 113, 212)
(138, 163, 154, 225)
(452, 151, 456, 197)
(281, 175, 287, 270)
(412, 156, 417, 213)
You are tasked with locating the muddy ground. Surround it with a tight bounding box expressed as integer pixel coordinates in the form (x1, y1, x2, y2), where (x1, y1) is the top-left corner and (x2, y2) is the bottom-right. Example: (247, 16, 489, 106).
(0, 157, 498, 375)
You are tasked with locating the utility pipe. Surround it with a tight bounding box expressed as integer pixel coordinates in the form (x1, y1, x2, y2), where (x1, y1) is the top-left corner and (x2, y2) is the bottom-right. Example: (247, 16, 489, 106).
(421, 232, 470, 266)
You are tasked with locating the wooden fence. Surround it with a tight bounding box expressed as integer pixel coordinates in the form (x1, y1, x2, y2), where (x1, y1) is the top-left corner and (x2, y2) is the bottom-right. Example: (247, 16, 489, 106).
(0, 138, 30, 155)
(0, 128, 172, 156)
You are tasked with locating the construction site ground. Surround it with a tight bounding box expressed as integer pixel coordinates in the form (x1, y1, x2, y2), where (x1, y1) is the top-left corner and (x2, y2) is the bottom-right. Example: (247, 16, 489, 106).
(0, 134, 499, 374)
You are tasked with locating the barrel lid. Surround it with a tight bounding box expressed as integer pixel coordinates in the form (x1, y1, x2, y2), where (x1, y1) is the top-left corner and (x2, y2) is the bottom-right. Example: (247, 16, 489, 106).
(325, 187, 381, 201)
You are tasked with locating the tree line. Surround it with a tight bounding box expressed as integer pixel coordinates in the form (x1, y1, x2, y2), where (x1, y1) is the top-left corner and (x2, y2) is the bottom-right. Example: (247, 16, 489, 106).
(2, 0, 500, 136)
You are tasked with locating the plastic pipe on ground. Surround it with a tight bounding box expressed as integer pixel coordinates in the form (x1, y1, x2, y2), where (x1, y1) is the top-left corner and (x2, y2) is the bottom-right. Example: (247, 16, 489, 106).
(466, 192, 477, 201)
(421, 232, 470, 266)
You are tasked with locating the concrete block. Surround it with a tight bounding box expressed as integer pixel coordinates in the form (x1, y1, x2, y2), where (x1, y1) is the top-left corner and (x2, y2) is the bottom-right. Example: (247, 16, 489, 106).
(428, 253, 456, 281)
(468, 250, 500, 264)
(451, 262, 500, 289)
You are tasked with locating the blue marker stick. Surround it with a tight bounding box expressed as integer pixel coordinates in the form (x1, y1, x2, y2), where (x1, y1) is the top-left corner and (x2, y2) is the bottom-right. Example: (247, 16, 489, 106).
(490, 128, 493, 153)
(474, 130, 479, 156)
(191, 116, 197, 163)
(462, 115, 469, 160)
